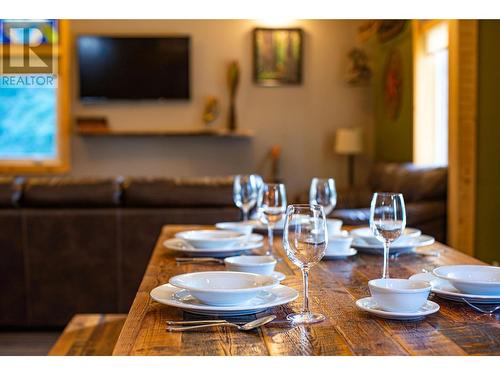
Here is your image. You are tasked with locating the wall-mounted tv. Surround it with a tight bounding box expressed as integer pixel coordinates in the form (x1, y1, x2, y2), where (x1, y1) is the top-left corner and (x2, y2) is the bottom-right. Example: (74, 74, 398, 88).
(77, 36, 190, 101)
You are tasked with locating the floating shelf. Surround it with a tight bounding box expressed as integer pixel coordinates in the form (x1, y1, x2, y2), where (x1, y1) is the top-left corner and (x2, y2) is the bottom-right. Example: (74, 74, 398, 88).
(75, 128, 254, 139)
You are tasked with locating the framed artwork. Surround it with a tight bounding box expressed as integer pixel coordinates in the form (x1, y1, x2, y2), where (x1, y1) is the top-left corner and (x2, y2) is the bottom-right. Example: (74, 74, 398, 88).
(253, 28, 303, 87)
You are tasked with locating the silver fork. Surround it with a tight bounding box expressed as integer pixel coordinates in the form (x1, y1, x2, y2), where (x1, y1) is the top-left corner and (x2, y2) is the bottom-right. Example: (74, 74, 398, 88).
(462, 298, 500, 314)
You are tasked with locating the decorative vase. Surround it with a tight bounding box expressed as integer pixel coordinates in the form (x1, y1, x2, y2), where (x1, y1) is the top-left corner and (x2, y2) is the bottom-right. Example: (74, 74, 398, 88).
(227, 61, 240, 132)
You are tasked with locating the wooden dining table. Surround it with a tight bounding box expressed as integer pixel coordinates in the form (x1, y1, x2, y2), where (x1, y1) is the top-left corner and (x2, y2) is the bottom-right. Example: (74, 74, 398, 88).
(113, 225, 500, 356)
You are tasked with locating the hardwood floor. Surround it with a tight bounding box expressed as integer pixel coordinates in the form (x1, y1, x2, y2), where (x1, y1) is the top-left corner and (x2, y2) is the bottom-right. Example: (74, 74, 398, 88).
(0, 330, 61, 356)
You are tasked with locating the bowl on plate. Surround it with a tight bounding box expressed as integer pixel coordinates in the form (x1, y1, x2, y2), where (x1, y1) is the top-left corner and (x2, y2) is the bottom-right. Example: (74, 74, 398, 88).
(224, 255, 277, 275)
(368, 278, 431, 312)
(169, 271, 278, 306)
(175, 229, 248, 249)
(215, 222, 254, 235)
(351, 227, 422, 246)
(325, 234, 353, 256)
(433, 265, 500, 295)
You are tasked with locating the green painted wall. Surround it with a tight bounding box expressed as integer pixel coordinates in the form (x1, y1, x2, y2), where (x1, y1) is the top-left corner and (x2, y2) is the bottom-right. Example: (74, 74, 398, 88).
(373, 23, 414, 162)
(476, 21, 500, 264)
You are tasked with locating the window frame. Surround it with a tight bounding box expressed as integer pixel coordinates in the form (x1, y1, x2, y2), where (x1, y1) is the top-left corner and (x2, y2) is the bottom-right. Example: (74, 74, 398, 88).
(0, 20, 70, 174)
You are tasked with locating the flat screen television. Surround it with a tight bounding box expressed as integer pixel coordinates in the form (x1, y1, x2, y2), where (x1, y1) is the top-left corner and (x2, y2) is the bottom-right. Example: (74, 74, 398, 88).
(77, 36, 190, 101)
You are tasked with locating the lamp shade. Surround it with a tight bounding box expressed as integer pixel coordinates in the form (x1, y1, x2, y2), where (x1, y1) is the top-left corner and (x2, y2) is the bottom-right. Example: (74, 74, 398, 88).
(335, 127, 363, 155)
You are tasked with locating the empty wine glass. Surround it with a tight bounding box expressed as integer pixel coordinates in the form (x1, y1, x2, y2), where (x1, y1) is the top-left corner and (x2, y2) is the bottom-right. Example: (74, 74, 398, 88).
(233, 175, 258, 221)
(369, 192, 406, 279)
(283, 204, 327, 324)
(309, 178, 337, 216)
(257, 183, 287, 255)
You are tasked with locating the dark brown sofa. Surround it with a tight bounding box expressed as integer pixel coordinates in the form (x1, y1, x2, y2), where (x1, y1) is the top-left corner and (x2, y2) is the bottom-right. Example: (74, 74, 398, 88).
(0, 176, 239, 327)
(331, 163, 447, 242)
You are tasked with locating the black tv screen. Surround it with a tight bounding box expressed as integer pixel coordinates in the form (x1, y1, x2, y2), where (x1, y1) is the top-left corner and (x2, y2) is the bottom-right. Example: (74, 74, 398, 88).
(77, 36, 190, 101)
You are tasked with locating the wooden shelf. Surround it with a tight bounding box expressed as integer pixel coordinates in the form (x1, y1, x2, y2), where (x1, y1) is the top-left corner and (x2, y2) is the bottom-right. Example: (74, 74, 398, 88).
(75, 128, 254, 139)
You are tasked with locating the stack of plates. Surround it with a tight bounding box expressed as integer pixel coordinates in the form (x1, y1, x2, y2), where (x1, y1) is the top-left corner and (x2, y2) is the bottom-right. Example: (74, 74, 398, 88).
(164, 229, 264, 257)
(350, 227, 435, 255)
(410, 265, 500, 304)
(151, 271, 298, 316)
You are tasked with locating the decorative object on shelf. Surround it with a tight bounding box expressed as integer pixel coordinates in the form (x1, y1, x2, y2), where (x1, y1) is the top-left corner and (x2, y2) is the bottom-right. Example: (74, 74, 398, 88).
(202, 96, 220, 126)
(383, 49, 403, 121)
(75, 116, 109, 134)
(357, 20, 407, 44)
(346, 48, 372, 85)
(227, 61, 240, 132)
(253, 28, 303, 87)
(335, 127, 363, 188)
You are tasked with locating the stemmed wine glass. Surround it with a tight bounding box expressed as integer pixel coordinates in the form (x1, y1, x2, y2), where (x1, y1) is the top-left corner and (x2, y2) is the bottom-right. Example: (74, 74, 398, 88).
(309, 178, 337, 216)
(257, 183, 287, 255)
(283, 204, 327, 324)
(369, 192, 406, 279)
(233, 175, 258, 221)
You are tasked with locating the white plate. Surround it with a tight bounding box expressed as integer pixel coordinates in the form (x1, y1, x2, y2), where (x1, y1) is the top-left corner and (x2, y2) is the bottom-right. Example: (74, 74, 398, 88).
(433, 265, 500, 295)
(175, 230, 248, 249)
(351, 227, 422, 246)
(355, 297, 439, 321)
(323, 248, 357, 260)
(150, 283, 298, 316)
(271, 271, 286, 282)
(409, 272, 500, 304)
(352, 235, 435, 255)
(164, 236, 263, 257)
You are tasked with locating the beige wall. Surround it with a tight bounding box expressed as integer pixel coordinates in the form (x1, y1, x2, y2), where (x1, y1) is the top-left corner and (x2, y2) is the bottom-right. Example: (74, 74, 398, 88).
(69, 20, 372, 198)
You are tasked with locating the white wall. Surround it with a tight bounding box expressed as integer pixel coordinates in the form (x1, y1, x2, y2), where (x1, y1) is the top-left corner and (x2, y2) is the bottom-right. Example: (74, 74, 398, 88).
(69, 20, 372, 198)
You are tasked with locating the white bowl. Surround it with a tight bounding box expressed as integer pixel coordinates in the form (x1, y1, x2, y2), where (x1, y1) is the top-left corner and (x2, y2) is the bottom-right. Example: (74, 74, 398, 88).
(169, 271, 278, 306)
(325, 235, 353, 255)
(433, 265, 500, 295)
(224, 255, 277, 275)
(215, 222, 254, 235)
(175, 230, 247, 249)
(326, 219, 343, 237)
(368, 278, 431, 313)
(351, 227, 422, 246)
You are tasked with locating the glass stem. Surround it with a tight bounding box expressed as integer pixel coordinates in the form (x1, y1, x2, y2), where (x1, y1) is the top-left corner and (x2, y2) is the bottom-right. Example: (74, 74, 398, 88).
(382, 240, 390, 279)
(267, 224, 274, 255)
(302, 267, 310, 314)
(242, 208, 248, 222)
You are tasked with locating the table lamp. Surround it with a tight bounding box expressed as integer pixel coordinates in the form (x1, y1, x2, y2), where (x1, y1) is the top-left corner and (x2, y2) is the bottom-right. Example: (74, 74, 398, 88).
(335, 127, 363, 187)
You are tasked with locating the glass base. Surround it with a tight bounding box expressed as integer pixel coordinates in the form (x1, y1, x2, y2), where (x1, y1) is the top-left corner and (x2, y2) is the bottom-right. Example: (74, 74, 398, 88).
(286, 312, 325, 324)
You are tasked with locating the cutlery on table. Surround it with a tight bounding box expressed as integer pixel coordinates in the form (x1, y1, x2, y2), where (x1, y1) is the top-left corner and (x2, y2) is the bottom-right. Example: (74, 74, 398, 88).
(462, 298, 500, 314)
(175, 257, 224, 264)
(166, 314, 276, 332)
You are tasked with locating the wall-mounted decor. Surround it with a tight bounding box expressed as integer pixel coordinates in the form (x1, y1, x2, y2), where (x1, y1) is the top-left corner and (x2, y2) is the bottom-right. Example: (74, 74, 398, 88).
(383, 48, 403, 121)
(253, 28, 303, 87)
(357, 20, 407, 43)
(346, 48, 372, 85)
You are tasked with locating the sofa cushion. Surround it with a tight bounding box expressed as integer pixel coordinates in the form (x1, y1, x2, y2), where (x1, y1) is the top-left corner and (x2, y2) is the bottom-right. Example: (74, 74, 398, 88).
(331, 201, 446, 227)
(369, 163, 447, 203)
(122, 177, 234, 207)
(22, 178, 121, 207)
(0, 177, 23, 207)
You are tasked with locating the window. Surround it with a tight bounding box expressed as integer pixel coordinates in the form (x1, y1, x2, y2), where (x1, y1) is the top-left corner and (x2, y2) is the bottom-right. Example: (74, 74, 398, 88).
(0, 20, 69, 173)
(413, 20, 449, 166)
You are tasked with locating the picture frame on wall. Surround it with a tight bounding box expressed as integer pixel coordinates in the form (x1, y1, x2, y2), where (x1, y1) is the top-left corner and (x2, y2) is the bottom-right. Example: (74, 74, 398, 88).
(253, 28, 303, 87)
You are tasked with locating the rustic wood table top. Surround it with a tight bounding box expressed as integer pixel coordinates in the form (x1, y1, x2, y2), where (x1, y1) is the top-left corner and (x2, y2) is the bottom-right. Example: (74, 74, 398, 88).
(113, 225, 500, 356)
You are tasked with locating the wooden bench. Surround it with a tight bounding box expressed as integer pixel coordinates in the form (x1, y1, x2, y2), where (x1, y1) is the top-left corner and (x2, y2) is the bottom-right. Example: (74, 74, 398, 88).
(49, 314, 126, 356)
